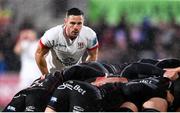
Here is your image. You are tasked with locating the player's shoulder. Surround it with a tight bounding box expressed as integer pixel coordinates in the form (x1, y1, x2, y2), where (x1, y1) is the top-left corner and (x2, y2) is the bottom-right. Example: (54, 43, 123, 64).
(81, 25, 96, 35)
(79, 26, 97, 40)
(45, 25, 63, 34)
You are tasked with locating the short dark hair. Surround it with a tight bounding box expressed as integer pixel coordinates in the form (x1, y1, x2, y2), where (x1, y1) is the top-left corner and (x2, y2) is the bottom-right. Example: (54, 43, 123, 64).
(66, 8, 84, 17)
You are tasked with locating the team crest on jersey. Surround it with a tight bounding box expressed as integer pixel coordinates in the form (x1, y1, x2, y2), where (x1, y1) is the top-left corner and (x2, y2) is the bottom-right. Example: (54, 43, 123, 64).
(77, 42, 84, 49)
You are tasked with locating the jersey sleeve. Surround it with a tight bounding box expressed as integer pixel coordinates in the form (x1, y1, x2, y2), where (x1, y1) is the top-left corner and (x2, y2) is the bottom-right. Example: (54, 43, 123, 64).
(123, 77, 169, 102)
(86, 28, 99, 50)
(47, 85, 68, 112)
(39, 27, 59, 48)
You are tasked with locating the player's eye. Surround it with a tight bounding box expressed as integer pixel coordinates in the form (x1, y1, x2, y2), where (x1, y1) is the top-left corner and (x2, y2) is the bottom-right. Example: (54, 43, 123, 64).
(77, 22, 82, 25)
(70, 22, 76, 25)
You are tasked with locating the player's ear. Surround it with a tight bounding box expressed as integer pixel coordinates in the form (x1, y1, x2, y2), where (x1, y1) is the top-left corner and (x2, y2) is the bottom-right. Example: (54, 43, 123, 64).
(64, 18, 68, 24)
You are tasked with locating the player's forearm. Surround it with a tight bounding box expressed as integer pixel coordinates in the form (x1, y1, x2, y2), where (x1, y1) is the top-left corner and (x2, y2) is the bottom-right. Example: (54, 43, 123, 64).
(35, 51, 48, 75)
(39, 62, 48, 75)
(86, 52, 98, 61)
(86, 48, 98, 62)
(176, 67, 180, 73)
(35, 44, 50, 75)
(36, 57, 48, 75)
(85, 55, 97, 62)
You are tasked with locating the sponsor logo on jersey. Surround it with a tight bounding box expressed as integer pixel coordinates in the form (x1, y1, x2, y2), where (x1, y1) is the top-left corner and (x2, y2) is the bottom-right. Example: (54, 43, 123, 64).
(30, 80, 43, 87)
(77, 42, 85, 49)
(54, 42, 66, 48)
(58, 81, 86, 95)
(73, 84, 86, 95)
(139, 79, 152, 84)
(13, 94, 21, 98)
(58, 82, 73, 90)
(25, 106, 35, 112)
(73, 106, 84, 112)
(7, 106, 16, 111)
(59, 44, 66, 47)
(61, 57, 77, 66)
(139, 77, 158, 89)
(50, 97, 57, 102)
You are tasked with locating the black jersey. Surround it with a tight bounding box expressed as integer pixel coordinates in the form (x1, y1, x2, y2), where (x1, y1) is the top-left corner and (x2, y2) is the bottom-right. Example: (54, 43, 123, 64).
(120, 62, 165, 80)
(3, 72, 63, 112)
(169, 78, 180, 111)
(138, 58, 159, 65)
(28, 71, 63, 91)
(80, 61, 129, 76)
(156, 58, 180, 69)
(47, 76, 172, 112)
(99, 76, 171, 111)
(2, 90, 26, 112)
(47, 80, 102, 112)
(122, 76, 171, 110)
(98, 82, 125, 111)
(62, 64, 105, 82)
(79, 62, 110, 74)
(3, 64, 104, 112)
(26, 63, 105, 92)
(123, 76, 171, 100)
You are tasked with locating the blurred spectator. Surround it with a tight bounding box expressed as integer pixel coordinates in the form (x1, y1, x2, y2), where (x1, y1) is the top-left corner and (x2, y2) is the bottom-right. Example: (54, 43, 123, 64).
(115, 29, 128, 51)
(0, 0, 12, 33)
(0, 27, 19, 72)
(100, 27, 115, 49)
(171, 25, 180, 58)
(154, 21, 175, 59)
(114, 14, 129, 52)
(14, 23, 41, 90)
(139, 17, 156, 50)
(0, 0, 19, 72)
(0, 51, 7, 74)
(129, 25, 141, 50)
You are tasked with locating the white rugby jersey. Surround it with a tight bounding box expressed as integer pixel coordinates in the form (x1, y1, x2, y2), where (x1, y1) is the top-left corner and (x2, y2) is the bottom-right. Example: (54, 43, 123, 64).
(40, 25, 98, 72)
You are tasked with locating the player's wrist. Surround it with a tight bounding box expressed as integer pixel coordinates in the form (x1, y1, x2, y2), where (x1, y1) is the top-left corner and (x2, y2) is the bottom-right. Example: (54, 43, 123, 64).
(40, 74, 46, 80)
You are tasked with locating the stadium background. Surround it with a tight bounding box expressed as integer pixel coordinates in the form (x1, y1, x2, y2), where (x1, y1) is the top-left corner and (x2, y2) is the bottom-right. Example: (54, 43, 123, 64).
(0, 0, 180, 111)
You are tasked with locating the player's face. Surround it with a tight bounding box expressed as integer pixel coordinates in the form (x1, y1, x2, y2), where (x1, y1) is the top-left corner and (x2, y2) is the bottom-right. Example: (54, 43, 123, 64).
(19, 29, 37, 41)
(64, 15, 84, 39)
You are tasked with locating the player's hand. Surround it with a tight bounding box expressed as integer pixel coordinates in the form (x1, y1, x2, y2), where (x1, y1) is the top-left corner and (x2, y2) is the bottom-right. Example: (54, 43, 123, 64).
(163, 68, 179, 81)
(40, 74, 46, 80)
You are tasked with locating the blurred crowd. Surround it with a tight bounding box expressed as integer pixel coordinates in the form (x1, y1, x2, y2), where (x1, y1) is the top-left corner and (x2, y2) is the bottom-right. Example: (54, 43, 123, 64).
(88, 15, 180, 65)
(0, 0, 16, 73)
(0, 0, 44, 74)
(0, 0, 180, 74)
